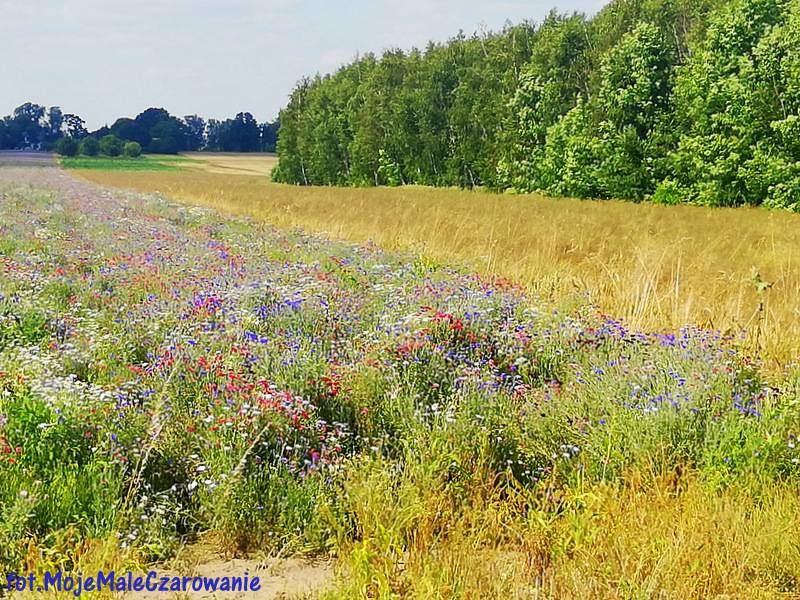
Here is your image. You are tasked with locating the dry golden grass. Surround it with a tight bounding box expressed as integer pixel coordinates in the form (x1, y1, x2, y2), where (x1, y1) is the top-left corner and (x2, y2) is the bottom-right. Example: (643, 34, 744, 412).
(180, 152, 278, 176)
(328, 459, 800, 599)
(75, 169, 800, 367)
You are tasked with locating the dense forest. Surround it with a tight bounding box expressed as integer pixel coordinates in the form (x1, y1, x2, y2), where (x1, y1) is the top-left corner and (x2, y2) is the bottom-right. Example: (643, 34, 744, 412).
(0, 104, 279, 155)
(273, 0, 800, 209)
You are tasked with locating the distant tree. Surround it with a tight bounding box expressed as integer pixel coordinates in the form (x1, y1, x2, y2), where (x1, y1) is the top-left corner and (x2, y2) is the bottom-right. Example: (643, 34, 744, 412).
(46, 106, 64, 143)
(123, 141, 142, 157)
(79, 137, 100, 156)
(110, 118, 150, 146)
(99, 134, 123, 157)
(14, 102, 46, 124)
(205, 119, 223, 151)
(259, 120, 279, 152)
(10, 102, 47, 148)
(91, 125, 111, 138)
(135, 107, 171, 132)
(183, 115, 206, 151)
(0, 104, 268, 154)
(221, 112, 260, 152)
(147, 117, 188, 153)
(54, 137, 79, 156)
(63, 114, 88, 139)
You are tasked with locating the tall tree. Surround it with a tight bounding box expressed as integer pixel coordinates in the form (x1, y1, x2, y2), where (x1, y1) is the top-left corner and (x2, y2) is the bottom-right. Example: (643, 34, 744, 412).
(183, 115, 206, 151)
(668, 0, 795, 206)
(63, 114, 88, 139)
(45, 106, 64, 143)
(147, 117, 188, 154)
(135, 107, 171, 132)
(110, 118, 150, 147)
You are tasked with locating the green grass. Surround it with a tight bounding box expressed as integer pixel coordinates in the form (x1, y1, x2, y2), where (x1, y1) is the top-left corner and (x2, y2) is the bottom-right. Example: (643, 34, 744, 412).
(59, 154, 196, 172)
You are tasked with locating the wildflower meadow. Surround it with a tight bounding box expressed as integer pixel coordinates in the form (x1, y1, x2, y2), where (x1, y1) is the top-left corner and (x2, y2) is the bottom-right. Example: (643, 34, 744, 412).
(1, 165, 800, 597)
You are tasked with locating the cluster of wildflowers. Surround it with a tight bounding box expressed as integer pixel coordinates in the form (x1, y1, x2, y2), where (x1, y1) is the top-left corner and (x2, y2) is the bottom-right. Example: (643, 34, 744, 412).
(0, 167, 797, 563)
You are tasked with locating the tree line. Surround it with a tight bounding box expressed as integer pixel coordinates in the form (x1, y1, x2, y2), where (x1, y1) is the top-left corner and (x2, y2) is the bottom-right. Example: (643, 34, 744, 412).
(0, 104, 279, 156)
(273, 0, 800, 210)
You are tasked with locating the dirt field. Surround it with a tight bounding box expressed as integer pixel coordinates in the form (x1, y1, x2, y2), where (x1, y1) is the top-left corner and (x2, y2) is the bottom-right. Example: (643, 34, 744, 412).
(0, 150, 55, 167)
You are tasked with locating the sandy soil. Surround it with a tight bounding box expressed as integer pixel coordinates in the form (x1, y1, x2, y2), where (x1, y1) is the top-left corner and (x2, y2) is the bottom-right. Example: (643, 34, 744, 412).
(124, 555, 333, 599)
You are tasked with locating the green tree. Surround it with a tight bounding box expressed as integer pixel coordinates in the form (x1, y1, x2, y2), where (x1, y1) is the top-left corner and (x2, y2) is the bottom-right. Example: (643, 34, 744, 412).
(498, 13, 591, 192)
(377, 149, 403, 186)
(46, 107, 64, 143)
(99, 134, 123, 157)
(111, 118, 149, 147)
(63, 114, 88, 139)
(135, 107, 171, 132)
(147, 118, 188, 154)
(183, 115, 206, 151)
(539, 100, 604, 198)
(259, 120, 279, 152)
(123, 141, 142, 157)
(11, 102, 46, 148)
(79, 137, 100, 156)
(668, 0, 793, 206)
(270, 0, 800, 211)
(593, 22, 675, 199)
(272, 79, 312, 184)
(221, 112, 261, 152)
(54, 137, 79, 157)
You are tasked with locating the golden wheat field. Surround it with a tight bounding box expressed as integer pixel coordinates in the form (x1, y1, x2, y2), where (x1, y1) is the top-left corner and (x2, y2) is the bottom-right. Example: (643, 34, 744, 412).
(180, 152, 279, 176)
(75, 168, 800, 368)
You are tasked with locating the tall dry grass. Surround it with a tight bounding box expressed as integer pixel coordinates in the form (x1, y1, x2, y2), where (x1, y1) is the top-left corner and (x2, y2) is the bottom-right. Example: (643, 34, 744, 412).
(324, 458, 800, 599)
(76, 170, 800, 367)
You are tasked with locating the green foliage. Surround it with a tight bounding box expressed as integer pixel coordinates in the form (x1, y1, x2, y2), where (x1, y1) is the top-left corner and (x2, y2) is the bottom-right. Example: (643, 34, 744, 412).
(53, 137, 79, 157)
(540, 100, 603, 198)
(669, 0, 798, 207)
(110, 117, 149, 147)
(273, 24, 540, 188)
(146, 117, 188, 154)
(122, 141, 142, 158)
(0, 387, 126, 567)
(651, 179, 684, 204)
(498, 14, 592, 192)
(60, 155, 190, 171)
(274, 0, 800, 211)
(0, 103, 276, 154)
(377, 149, 403, 186)
(0, 102, 52, 149)
(0, 306, 49, 350)
(206, 112, 261, 152)
(99, 134, 123, 157)
(78, 136, 99, 156)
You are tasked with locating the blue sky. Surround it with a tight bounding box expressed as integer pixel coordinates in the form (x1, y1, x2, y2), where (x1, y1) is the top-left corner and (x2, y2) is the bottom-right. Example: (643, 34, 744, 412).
(1, 0, 608, 129)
